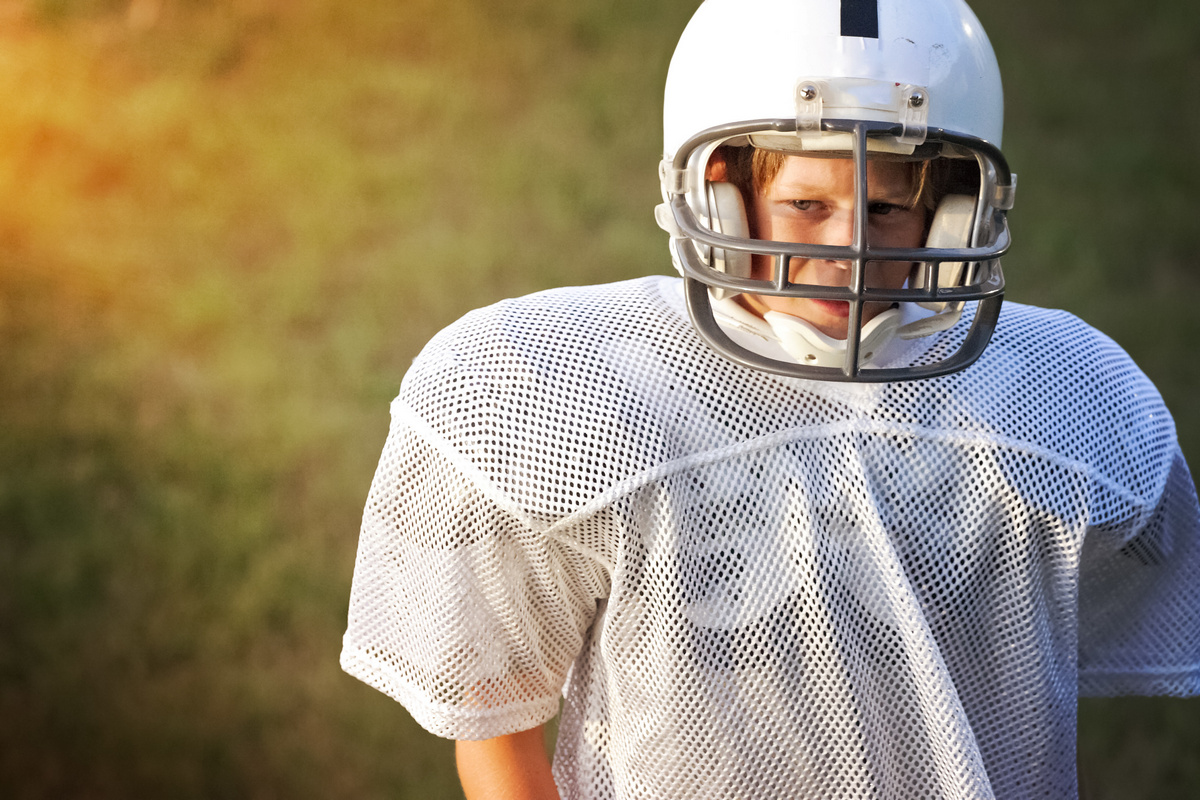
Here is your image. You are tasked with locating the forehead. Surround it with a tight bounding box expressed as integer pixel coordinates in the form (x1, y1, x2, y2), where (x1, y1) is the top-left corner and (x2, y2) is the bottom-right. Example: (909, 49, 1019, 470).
(768, 154, 915, 194)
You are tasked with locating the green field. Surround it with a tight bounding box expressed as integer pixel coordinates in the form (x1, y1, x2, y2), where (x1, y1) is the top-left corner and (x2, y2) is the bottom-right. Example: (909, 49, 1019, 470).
(1, 0, 1197, 797)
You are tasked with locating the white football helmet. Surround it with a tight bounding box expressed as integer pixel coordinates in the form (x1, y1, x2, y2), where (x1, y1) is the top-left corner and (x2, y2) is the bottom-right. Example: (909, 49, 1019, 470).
(656, 0, 1016, 381)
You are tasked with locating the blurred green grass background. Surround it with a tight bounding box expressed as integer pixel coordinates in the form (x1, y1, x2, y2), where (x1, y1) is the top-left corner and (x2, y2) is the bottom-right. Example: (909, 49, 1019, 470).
(0, 0, 1196, 797)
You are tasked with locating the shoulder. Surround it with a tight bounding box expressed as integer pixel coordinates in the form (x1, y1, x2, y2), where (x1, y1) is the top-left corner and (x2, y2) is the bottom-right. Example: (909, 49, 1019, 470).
(401, 275, 690, 407)
(393, 276, 696, 517)
(411, 276, 684, 368)
(982, 302, 1164, 414)
(938, 301, 1176, 496)
(990, 303, 1134, 365)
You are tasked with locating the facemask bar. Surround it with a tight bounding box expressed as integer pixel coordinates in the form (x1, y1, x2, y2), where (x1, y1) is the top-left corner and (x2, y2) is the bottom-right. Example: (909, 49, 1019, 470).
(662, 118, 1013, 381)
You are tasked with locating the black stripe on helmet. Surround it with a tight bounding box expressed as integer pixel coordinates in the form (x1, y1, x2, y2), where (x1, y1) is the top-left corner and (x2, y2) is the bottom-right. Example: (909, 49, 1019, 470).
(841, 0, 879, 38)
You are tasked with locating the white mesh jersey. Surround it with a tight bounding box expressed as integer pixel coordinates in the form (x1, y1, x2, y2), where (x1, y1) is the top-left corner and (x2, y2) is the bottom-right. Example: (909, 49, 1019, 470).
(342, 275, 1200, 800)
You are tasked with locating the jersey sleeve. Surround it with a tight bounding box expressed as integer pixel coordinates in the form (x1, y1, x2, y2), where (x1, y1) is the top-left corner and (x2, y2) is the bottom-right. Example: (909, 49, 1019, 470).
(1078, 444, 1200, 696)
(340, 394, 610, 741)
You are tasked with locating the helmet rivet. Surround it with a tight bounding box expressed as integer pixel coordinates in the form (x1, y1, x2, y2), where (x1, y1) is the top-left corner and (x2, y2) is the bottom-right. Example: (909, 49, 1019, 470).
(908, 91, 926, 108)
(798, 84, 819, 101)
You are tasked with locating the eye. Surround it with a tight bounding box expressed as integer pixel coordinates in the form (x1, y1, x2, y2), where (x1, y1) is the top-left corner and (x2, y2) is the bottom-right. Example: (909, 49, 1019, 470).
(787, 200, 820, 212)
(867, 201, 911, 216)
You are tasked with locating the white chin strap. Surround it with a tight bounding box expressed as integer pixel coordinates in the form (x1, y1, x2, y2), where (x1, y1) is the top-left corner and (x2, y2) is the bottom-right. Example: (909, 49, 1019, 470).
(765, 308, 903, 368)
(712, 297, 904, 369)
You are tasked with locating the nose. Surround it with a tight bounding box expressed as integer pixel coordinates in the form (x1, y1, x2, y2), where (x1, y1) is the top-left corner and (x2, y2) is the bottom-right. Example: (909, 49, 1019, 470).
(787, 209, 856, 285)
(816, 209, 856, 248)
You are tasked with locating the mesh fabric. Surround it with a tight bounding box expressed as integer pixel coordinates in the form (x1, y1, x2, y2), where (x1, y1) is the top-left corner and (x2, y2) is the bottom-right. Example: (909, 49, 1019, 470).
(342, 276, 1200, 800)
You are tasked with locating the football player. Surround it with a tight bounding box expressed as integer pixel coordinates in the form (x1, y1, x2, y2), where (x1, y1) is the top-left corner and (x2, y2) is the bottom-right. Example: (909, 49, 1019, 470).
(342, 1, 1200, 798)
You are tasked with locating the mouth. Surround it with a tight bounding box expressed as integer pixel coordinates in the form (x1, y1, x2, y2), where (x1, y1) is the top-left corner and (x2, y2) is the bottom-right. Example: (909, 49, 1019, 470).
(808, 298, 850, 318)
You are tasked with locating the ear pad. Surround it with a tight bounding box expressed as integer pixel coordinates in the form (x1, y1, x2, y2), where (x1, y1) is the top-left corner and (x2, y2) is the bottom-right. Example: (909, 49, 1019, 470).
(703, 181, 751, 281)
(916, 193, 975, 311)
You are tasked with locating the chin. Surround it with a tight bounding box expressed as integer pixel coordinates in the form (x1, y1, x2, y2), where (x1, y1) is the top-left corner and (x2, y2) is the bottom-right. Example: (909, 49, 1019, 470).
(811, 322, 851, 341)
(794, 301, 852, 340)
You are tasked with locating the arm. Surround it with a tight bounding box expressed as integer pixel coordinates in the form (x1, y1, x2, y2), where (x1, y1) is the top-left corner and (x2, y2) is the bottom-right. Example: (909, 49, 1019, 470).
(456, 725, 561, 800)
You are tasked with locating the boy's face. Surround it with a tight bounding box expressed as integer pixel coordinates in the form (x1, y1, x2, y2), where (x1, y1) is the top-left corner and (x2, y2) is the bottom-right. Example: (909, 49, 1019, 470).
(739, 155, 927, 340)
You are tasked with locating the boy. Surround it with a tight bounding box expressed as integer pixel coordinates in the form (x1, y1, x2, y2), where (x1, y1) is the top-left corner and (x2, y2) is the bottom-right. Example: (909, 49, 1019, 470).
(341, 0, 1200, 797)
